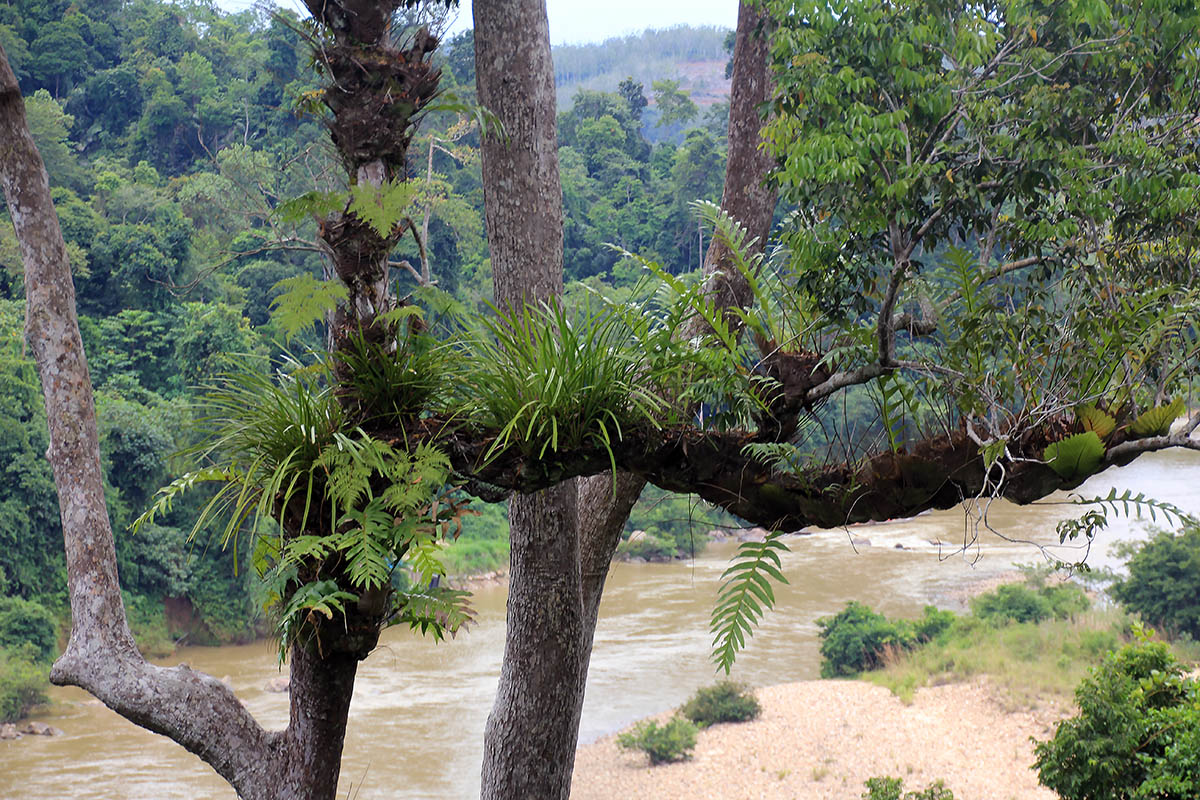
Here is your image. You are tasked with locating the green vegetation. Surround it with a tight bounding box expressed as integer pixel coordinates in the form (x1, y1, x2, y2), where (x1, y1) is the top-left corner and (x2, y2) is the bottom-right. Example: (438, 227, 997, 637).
(680, 681, 761, 728)
(0, 645, 47, 723)
(863, 777, 955, 800)
(0, 596, 57, 662)
(0, 596, 55, 722)
(818, 603, 956, 678)
(616, 715, 698, 765)
(1112, 525, 1200, 640)
(821, 578, 1114, 704)
(1034, 633, 1200, 800)
(970, 582, 1091, 626)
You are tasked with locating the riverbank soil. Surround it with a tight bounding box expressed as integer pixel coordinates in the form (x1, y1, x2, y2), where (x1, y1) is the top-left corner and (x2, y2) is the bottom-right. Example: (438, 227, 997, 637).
(571, 679, 1060, 800)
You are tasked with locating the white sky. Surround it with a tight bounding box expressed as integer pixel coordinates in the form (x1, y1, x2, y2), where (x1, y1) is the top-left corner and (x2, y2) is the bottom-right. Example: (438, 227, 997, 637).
(216, 0, 737, 45)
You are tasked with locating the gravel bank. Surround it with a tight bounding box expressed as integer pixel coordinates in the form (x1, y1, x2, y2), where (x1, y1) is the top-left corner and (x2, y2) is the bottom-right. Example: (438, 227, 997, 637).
(572, 679, 1063, 800)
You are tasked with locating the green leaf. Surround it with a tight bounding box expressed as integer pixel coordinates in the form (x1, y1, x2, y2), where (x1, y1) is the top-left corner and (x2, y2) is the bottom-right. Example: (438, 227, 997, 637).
(270, 275, 348, 343)
(1043, 431, 1106, 480)
(710, 531, 791, 673)
(347, 179, 417, 237)
(1130, 398, 1185, 438)
(1076, 405, 1116, 438)
(274, 189, 345, 224)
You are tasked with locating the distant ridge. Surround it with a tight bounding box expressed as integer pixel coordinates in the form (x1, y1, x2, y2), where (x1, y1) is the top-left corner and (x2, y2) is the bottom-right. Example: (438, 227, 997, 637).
(551, 25, 732, 110)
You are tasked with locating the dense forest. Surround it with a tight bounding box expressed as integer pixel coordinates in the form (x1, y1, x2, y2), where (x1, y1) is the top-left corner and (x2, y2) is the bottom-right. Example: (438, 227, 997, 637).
(0, 0, 740, 660)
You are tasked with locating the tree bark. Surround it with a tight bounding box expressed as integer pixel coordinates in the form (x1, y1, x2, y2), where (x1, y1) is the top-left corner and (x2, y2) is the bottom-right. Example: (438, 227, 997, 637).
(473, 2, 589, 797)
(0, 39, 286, 800)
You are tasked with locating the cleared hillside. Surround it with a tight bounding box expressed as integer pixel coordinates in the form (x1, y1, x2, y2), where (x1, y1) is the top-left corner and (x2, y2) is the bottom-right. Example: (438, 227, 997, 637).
(553, 25, 732, 110)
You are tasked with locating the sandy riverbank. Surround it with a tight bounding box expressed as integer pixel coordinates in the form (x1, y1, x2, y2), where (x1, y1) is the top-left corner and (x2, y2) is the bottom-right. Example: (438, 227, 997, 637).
(571, 678, 1063, 800)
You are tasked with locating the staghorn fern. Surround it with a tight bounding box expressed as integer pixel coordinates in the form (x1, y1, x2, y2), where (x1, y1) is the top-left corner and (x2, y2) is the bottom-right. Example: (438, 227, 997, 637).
(1130, 398, 1185, 438)
(1043, 431, 1106, 480)
(1076, 405, 1116, 438)
(711, 531, 791, 673)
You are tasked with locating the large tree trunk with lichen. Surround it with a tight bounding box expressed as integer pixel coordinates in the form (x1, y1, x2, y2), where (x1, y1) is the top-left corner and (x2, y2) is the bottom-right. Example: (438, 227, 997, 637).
(472, 2, 590, 797)
(474, 3, 778, 797)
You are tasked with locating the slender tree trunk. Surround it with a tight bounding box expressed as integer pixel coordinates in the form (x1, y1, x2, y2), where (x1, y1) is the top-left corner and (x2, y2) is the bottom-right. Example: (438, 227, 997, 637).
(473, 2, 589, 797)
(0, 40, 283, 800)
(276, 644, 362, 798)
(3, 15, 425, 796)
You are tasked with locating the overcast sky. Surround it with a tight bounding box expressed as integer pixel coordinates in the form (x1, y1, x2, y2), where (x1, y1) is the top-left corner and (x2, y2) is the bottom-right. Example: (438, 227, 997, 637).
(217, 0, 736, 45)
(443, 1, 736, 45)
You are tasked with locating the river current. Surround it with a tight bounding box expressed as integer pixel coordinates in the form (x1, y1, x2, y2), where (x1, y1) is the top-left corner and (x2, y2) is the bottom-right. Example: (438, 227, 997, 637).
(3, 450, 1198, 799)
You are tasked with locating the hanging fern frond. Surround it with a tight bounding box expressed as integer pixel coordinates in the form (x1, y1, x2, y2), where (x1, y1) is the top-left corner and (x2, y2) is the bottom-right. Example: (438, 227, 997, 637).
(392, 585, 475, 641)
(711, 531, 791, 674)
(270, 275, 348, 343)
(1056, 488, 1198, 545)
(131, 466, 243, 534)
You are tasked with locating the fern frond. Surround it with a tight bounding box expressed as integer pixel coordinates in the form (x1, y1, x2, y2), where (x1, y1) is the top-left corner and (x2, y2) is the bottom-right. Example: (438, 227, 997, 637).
(711, 531, 791, 673)
(131, 466, 242, 533)
(347, 178, 417, 237)
(392, 585, 475, 641)
(270, 275, 348, 343)
(1057, 488, 1198, 545)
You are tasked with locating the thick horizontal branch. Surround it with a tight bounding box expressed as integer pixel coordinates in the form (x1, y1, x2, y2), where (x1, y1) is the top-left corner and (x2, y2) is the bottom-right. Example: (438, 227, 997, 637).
(395, 412, 1173, 533)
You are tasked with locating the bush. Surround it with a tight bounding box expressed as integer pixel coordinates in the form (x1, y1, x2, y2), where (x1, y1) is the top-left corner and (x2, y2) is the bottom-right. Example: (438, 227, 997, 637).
(681, 681, 760, 727)
(1113, 526, 1200, 640)
(971, 582, 1089, 626)
(616, 716, 698, 765)
(863, 776, 955, 800)
(1034, 633, 1200, 799)
(818, 601, 915, 677)
(0, 646, 49, 722)
(913, 606, 956, 643)
(0, 597, 58, 662)
(617, 529, 678, 561)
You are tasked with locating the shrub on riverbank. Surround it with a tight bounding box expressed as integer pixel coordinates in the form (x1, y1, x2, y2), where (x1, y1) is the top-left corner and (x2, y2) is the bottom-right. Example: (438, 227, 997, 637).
(0, 645, 49, 723)
(818, 603, 954, 677)
(616, 716, 698, 765)
(863, 776, 955, 800)
(1034, 632, 1200, 799)
(1112, 525, 1200, 640)
(820, 578, 1096, 688)
(971, 582, 1090, 625)
(681, 681, 760, 727)
(0, 597, 57, 663)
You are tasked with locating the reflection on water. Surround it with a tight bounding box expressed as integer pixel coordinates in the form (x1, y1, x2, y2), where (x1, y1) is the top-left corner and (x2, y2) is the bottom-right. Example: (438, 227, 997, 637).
(3, 450, 1198, 799)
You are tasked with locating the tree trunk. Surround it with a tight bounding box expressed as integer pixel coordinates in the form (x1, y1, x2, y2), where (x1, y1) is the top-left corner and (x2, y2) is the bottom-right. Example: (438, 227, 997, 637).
(0, 39, 286, 800)
(473, 2, 588, 797)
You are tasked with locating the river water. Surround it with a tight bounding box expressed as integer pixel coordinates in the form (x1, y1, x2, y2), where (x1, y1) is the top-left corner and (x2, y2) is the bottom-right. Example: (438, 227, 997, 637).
(3, 450, 1198, 799)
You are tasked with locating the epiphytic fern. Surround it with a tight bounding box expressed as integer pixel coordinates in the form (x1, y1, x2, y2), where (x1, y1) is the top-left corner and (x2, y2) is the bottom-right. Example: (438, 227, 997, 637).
(710, 530, 791, 673)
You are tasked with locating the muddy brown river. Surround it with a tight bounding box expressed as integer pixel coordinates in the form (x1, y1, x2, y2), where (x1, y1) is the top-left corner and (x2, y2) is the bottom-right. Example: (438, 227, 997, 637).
(3, 450, 1198, 799)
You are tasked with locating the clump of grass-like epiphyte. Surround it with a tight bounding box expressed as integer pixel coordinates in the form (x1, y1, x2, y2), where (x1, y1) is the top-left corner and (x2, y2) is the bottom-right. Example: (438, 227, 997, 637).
(464, 299, 665, 471)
